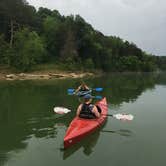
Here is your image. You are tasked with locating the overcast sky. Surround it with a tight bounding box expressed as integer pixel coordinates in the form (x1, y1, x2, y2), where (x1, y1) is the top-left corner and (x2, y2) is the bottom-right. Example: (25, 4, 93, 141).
(28, 0, 166, 56)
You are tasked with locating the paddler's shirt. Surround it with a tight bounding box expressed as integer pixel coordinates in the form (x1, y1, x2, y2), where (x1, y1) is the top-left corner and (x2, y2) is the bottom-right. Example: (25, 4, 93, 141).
(79, 103, 96, 119)
(79, 87, 89, 91)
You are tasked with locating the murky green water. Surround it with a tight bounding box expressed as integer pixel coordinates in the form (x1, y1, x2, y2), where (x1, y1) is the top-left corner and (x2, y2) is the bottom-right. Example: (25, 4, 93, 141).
(0, 73, 166, 166)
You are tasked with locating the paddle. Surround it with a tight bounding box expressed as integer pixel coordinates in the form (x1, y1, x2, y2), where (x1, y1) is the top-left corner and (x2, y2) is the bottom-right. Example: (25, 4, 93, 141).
(102, 114, 134, 121)
(93, 87, 103, 91)
(94, 95, 103, 99)
(68, 90, 103, 98)
(68, 90, 103, 99)
(54, 107, 71, 114)
(78, 95, 103, 99)
(67, 87, 103, 93)
(53, 107, 134, 121)
(68, 89, 92, 96)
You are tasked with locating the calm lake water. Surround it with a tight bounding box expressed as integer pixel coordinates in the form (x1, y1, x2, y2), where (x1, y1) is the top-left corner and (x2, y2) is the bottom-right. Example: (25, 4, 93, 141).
(0, 72, 166, 166)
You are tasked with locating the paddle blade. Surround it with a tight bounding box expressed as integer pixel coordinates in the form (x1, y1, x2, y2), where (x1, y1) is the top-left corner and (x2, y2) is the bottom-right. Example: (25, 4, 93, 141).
(94, 87, 103, 92)
(54, 107, 71, 114)
(113, 114, 134, 121)
(68, 92, 74, 95)
(67, 89, 75, 93)
(94, 95, 103, 99)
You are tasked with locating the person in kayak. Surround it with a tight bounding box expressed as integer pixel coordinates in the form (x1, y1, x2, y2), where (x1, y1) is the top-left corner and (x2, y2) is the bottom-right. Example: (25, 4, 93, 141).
(75, 82, 91, 97)
(75, 82, 90, 93)
(76, 94, 100, 119)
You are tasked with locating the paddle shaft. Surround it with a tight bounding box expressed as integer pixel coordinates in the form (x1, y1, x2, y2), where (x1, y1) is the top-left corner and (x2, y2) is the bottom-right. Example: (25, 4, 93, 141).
(68, 87, 103, 92)
(102, 114, 113, 117)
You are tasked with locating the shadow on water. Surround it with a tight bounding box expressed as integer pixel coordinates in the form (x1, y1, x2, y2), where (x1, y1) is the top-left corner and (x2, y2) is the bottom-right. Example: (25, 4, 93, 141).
(101, 129, 134, 137)
(0, 72, 166, 164)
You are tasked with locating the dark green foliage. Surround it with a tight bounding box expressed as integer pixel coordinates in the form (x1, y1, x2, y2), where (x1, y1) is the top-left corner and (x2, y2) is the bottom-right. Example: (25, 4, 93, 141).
(60, 29, 79, 62)
(154, 56, 166, 70)
(0, 0, 37, 46)
(119, 56, 140, 71)
(42, 16, 61, 57)
(0, 34, 14, 66)
(0, 0, 159, 72)
(84, 58, 95, 70)
(0, 35, 9, 64)
(13, 28, 46, 71)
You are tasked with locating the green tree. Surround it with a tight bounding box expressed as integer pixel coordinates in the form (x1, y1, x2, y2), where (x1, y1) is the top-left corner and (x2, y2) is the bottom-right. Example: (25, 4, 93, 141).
(119, 56, 140, 71)
(42, 16, 63, 58)
(0, 34, 14, 66)
(0, 0, 36, 47)
(84, 58, 95, 70)
(155, 56, 166, 70)
(0, 34, 8, 64)
(0, 1, 158, 72)
(140, 53, 156, 72)
(60, 29, 79, 63)
(13, 28, 46, 71)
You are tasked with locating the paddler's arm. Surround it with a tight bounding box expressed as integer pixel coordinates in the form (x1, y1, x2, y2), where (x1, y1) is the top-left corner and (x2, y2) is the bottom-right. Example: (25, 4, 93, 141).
(76, 104, 82, 117)
(84, 84, 90, 90)
(92, 106, 100, 118)
(75, 85, 81, 93)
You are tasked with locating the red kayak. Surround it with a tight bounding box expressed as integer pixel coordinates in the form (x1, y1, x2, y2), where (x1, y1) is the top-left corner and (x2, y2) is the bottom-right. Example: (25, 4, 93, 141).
(64, 97, 108, 149)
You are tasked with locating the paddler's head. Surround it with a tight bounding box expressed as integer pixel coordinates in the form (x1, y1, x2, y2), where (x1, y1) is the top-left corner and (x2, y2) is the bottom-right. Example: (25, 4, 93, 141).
(81, 81, 86, 87)
(80, 81, 88, 90)
(83, 94, 93, 103)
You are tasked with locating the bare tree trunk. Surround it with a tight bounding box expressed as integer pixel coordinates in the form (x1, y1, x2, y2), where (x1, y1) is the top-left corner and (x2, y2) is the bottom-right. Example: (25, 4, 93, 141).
(10, 19, 14, 48)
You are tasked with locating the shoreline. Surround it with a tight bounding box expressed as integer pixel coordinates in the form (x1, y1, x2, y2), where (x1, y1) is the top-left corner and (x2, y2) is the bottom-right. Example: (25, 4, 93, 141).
(0, 69, 161, 81)
(0, 71, 95, 81)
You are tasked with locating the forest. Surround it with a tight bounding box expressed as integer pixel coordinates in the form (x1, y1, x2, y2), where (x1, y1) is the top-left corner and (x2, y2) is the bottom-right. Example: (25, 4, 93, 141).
(0, 0, 165, 72)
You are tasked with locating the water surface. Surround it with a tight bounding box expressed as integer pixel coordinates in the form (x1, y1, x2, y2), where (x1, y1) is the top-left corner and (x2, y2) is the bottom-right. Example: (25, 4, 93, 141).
(0, 73, 166, 166)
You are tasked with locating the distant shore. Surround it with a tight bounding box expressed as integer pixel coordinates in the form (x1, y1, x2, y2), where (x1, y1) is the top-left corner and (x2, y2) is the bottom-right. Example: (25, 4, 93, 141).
(0, 71, 95, 81)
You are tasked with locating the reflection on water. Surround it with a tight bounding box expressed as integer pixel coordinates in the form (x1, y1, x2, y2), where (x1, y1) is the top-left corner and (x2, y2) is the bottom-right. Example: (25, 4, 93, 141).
(62, 129, 101, 160)
(98, 73, 157, 105)
(0, 72, 166, 165)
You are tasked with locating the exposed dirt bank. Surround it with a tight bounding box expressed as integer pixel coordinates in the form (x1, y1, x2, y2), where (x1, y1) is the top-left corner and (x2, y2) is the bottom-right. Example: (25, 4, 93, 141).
(0, 72, 95, 80)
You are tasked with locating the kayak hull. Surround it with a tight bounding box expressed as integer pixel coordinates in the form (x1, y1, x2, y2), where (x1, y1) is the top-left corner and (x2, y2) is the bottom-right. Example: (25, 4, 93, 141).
(64, 97, 108, 149)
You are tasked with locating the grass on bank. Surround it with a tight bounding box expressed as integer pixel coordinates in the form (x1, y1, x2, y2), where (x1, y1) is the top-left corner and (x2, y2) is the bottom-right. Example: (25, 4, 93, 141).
(0, 62, 101, 74)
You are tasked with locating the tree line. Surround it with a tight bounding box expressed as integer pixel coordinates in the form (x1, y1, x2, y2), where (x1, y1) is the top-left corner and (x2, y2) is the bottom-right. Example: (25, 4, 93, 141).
(0, 0, 164, 72)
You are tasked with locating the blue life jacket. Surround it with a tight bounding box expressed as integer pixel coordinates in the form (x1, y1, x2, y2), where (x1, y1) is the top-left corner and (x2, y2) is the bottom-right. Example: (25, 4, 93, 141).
(79, 103, 96, 119)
